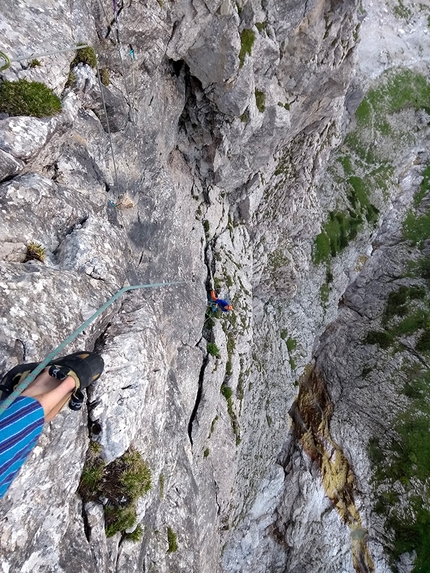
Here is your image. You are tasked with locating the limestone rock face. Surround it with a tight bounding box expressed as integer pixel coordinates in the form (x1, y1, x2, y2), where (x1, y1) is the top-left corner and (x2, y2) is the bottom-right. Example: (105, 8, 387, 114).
(0, 0, 429, 572)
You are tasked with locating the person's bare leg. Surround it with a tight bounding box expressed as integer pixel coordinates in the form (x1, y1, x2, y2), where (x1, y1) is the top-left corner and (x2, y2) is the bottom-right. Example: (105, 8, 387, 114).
(41, 378, 75, 422)
(22, 371, 76, 422)
(21, 369, 64, 396)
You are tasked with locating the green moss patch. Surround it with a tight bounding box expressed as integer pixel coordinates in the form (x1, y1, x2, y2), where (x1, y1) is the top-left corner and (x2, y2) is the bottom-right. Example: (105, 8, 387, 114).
(71, 44, 97, 68)
(338, 155, 353, 175)
(167, 526, 178, 553)
(207, 342, 220, 357)
(413, 165, 430, 207)
(239, 29, 256, 68)
(313, 210, 363, 264)
(240, 109, 249, 122)
(367, 249, 430, 565)
(0, 79, 61, 118)
(350, 69, 430, 165)
(403, 209, 430, 247)
(356, 69, 430, 129)
(100, 68, 110, 86)
(365, 330, 393, 349)
(79, 445, 151, 538)
(226, 331, 235, 377)
(347, 176, 380, 224)
(383, 285, 425, 325)
(221, 383, 240, 445)
(313, 165, 394, 265)
(124, 524, 143, 542)
(159, 473, 165, 499)
(255, 21, 267, 33)
(255, 89, 266, 113)
(393, 0, 412, 20)
(370, 278, 430, 354)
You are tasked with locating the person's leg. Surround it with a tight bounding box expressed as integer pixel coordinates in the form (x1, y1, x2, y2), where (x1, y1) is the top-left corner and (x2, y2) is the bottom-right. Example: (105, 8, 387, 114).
(21, 369, 66, 396)
(36, 377, 76, 422)
(21, 370, 76, 422)
(0, 353, 103, 498)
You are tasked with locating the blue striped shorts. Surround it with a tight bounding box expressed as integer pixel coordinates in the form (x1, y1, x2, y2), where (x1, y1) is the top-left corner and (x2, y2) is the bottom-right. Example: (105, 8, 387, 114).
(0, 397, 44, 498)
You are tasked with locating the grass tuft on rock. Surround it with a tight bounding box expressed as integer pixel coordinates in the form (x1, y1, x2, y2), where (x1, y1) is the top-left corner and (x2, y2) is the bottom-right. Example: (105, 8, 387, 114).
(207, 342, 220, 357)
(365, 330, 393, 349)
(255, 89, 266, 113)
(105, 505, 137, 537)
(71, 44, 97, 68)
(167, 527, 178, 553)
(403, 209, 430, 247)
(221, 383, 240, 445)
(0, 79, 61, 118)
(313, 210, 363, 264)
(239, 29, 256, 68)
(25, 242, 46, 263)
(79, 444, 151, 538)
(123, 524, 143, 542)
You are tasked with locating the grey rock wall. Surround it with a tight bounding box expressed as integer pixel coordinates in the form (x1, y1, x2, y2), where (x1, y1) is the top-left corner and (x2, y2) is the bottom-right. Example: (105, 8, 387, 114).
(1, 0, 429, 572)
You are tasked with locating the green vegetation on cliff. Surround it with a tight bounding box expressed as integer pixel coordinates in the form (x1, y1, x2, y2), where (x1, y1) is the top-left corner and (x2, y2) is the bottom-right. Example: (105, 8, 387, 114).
(71, 44, 97, 68)
(313, 69, 430, 266)
(369, 364, 430, 573)
(239, 29, 255, 68)
(368, 184, 430, 571)
(79, 445, 151, 538)
(0, 79, 61, 117)
(255, 89, 266, 113)
(167, 526, 178, 552)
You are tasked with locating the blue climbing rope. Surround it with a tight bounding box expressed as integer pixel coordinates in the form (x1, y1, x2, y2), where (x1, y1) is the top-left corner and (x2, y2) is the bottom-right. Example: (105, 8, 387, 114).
(0, 281, 185, 416)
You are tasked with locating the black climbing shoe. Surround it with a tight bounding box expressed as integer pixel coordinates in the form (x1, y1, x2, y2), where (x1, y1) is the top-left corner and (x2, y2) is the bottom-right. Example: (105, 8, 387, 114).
(0, 362, 40, 400)
(47, 352, 104, 410)
(0, 351, 104, 410)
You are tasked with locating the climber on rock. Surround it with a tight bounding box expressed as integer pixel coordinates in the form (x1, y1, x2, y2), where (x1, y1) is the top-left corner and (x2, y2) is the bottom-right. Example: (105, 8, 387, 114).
(209, 289, 233, 312)
(0, 351, 104, 499)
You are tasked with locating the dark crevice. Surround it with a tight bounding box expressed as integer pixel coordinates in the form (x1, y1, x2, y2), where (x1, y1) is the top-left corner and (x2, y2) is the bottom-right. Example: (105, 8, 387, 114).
(204, 235, 217, 291)
(104, 2, 125, 41)
(93, 322, 112, 354)
(0, 172, 19, 185)
(187, 353, 209, 445)
(187, 229, 218, 445)
(171, 59, 184, 77)
(303, 0, 309, 18)
(62, 215, 89, 238)
(51, 215, 90, 259)
(81, 500, 91, 543)
(175, 62, 224, 188)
